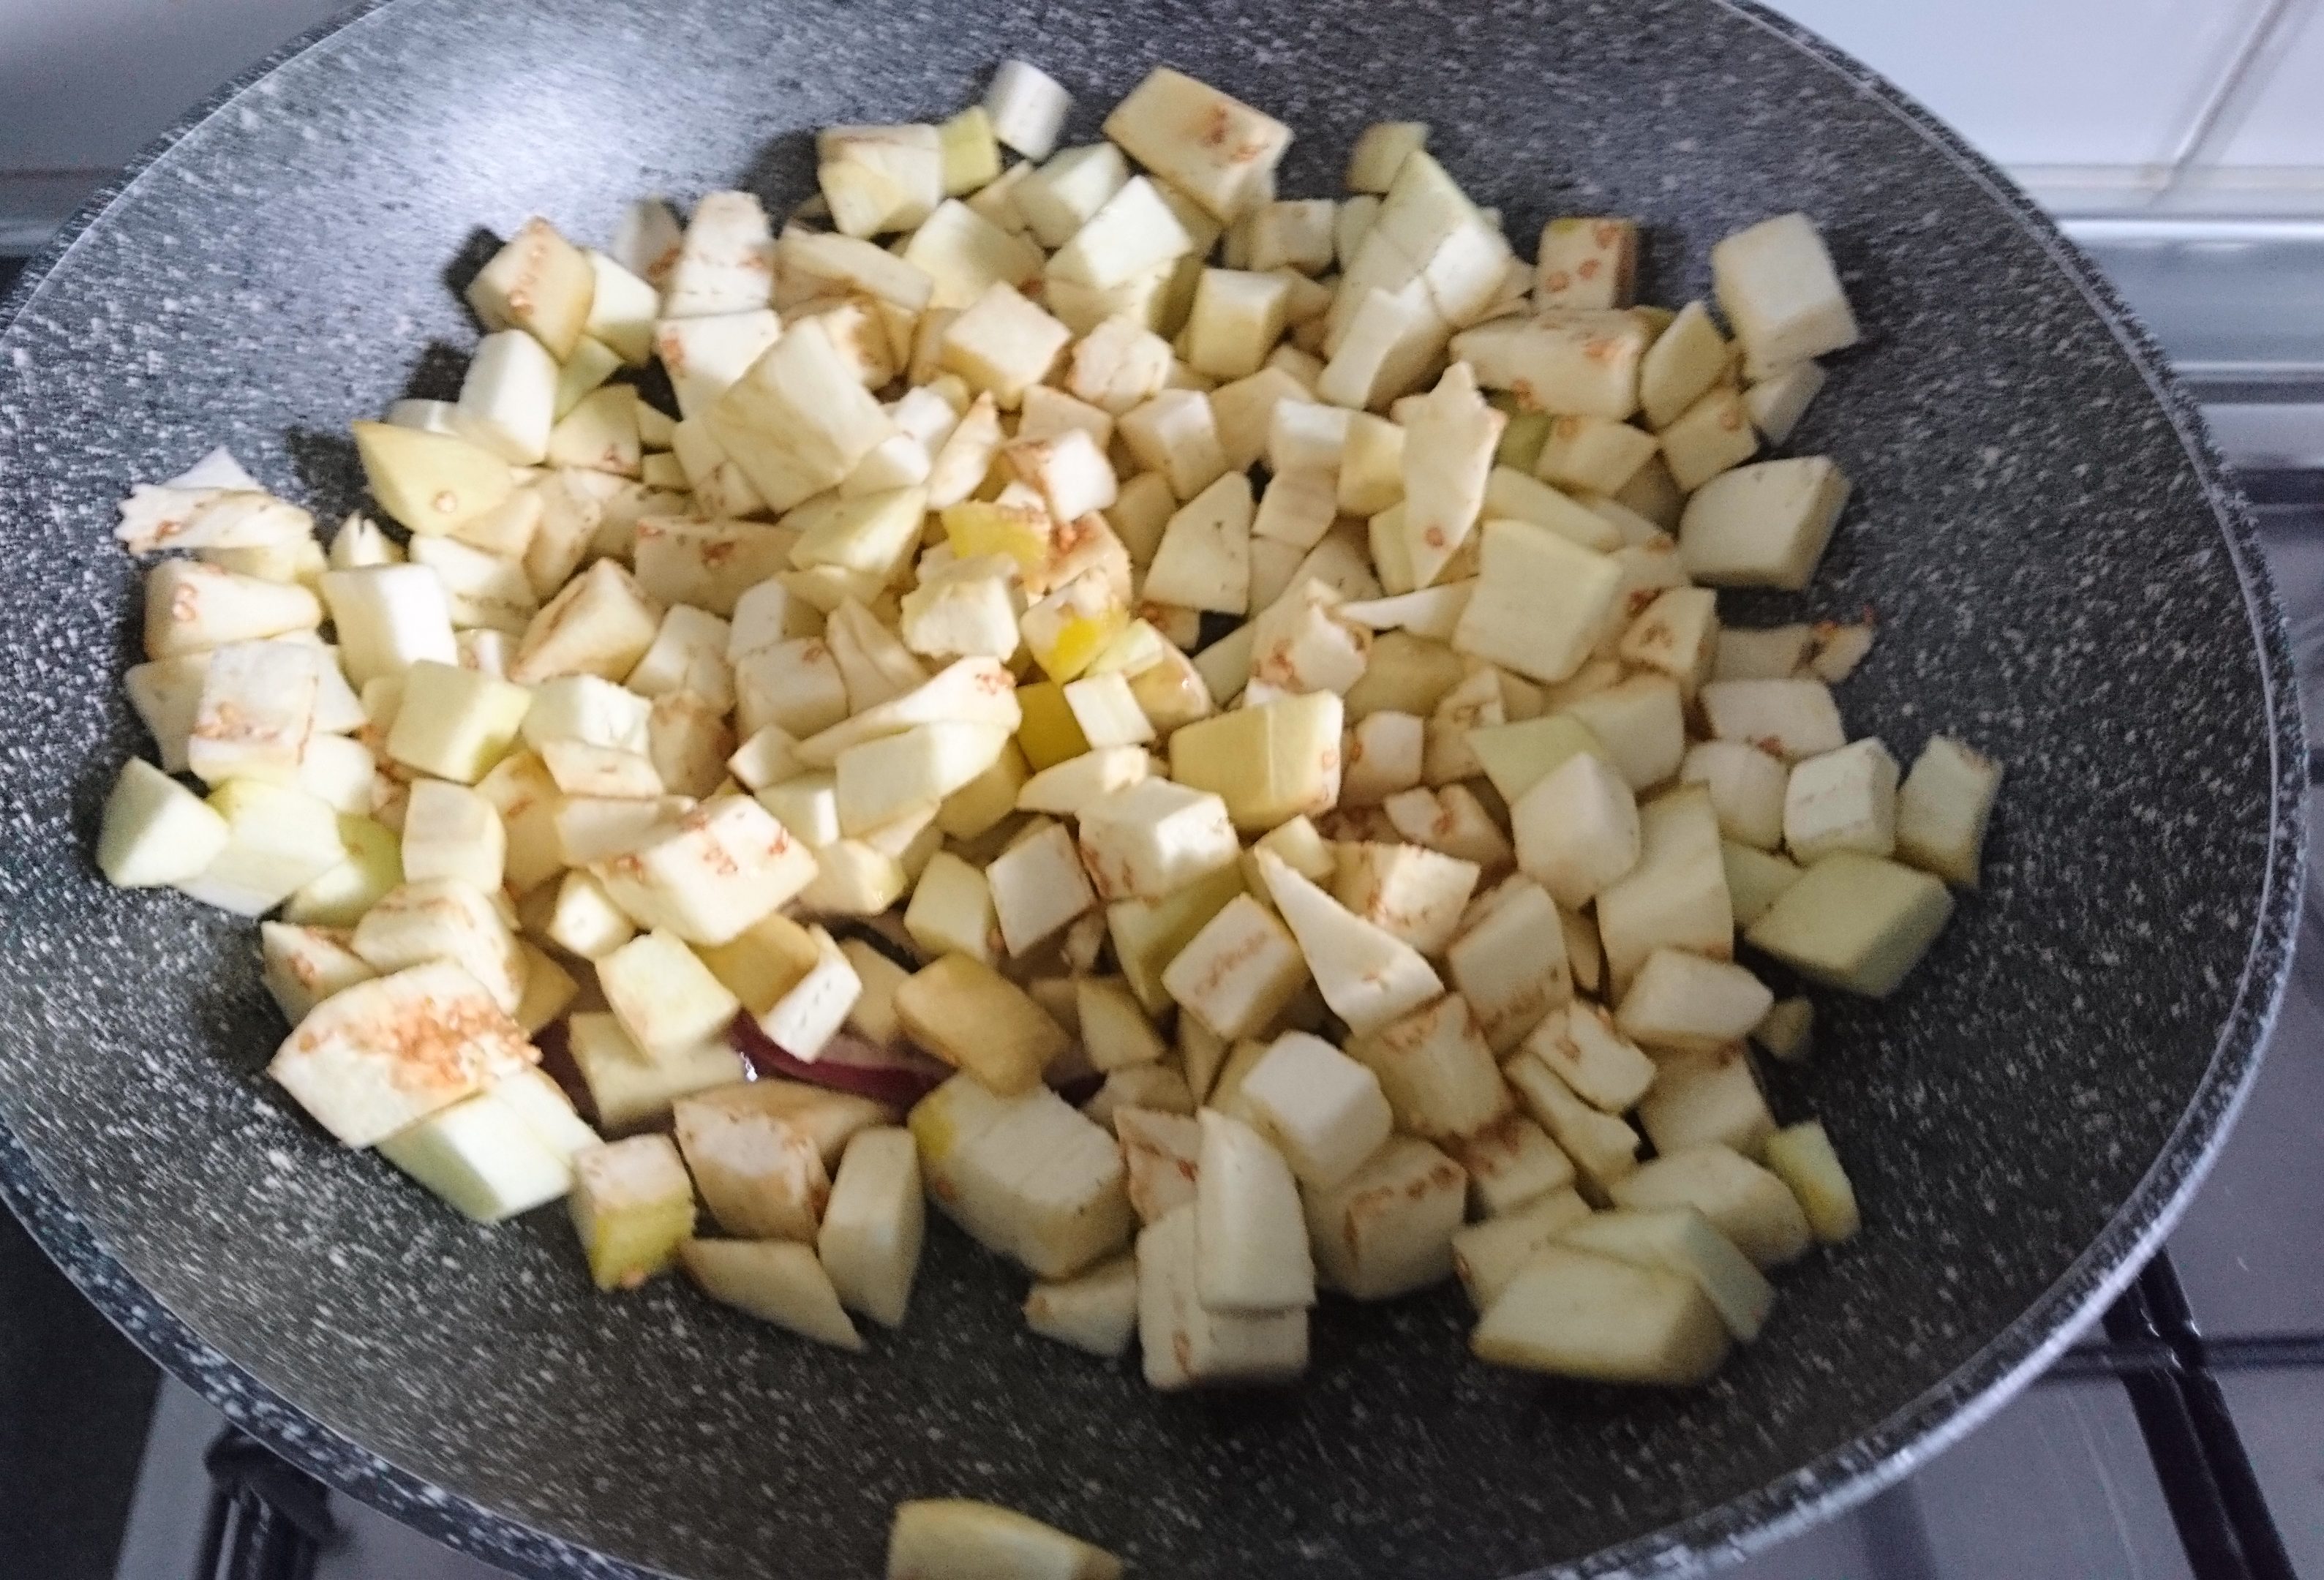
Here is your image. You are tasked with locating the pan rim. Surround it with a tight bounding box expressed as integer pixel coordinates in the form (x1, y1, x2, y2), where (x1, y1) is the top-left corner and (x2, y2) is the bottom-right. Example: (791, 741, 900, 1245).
(0, 1, 2304, 1576)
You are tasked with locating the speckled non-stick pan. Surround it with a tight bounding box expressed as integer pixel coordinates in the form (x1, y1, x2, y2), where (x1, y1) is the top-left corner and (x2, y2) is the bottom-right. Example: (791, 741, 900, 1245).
(0, 0, 2304, 1575)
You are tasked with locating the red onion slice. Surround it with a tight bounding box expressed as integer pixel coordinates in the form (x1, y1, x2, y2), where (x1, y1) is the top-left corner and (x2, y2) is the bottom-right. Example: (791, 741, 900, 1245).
(732, 1017, 949, 1108)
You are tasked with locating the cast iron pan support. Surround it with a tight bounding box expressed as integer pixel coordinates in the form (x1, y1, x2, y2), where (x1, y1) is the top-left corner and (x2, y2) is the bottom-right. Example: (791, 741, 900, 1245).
(198, 1428, 333, 1580)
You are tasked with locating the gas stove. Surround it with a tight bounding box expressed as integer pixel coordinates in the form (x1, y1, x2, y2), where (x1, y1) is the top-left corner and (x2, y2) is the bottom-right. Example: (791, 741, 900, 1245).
(4, 217, 2321, 1580)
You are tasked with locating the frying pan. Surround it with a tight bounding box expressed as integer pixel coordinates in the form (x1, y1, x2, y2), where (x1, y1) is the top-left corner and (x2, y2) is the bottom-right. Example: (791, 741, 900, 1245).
(0, 0, 2304, 1575)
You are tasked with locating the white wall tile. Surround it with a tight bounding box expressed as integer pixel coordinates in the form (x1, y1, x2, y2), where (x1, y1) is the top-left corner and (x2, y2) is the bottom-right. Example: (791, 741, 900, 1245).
(1759, 0, 2266, 171)
(2211, 0, 2324, 166)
